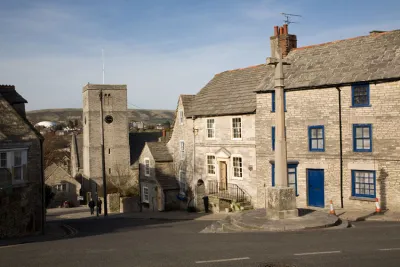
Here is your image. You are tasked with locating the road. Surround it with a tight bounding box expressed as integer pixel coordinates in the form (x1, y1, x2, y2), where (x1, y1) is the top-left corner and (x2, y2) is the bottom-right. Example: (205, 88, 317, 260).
(1, 216, 400, 267)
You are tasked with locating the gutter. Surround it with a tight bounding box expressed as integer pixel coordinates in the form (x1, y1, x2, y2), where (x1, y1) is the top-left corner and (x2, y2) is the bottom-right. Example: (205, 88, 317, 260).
(336, 87, 344, 209)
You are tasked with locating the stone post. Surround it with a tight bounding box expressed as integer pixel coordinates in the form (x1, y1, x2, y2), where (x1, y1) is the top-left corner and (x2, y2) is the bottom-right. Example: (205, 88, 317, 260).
(266, 29, 298, 220)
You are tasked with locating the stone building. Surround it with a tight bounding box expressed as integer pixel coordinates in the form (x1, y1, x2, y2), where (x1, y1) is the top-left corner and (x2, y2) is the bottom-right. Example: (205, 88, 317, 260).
(141, 26, 400, 212)
(45, 163, 81, 207)
(0, 85, 45, 238)
(139, 142, 180, 211)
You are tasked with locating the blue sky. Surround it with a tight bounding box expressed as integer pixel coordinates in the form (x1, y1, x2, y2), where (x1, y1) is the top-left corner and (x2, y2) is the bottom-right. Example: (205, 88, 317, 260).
(0, 0, 399, 111)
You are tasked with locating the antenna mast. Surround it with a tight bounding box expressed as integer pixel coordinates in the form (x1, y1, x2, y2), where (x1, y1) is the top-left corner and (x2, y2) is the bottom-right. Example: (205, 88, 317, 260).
(281, 13, 302, 25)
(102, 49, 105, 84)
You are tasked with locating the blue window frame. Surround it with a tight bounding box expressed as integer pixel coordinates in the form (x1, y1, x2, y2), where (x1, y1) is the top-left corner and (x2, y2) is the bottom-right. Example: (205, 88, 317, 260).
(271, 91, 286, 112)
(353, 124, 372, 152)
(352, 83, 370, 107)
(271, 164, 298, 196)
(352, 170, 376, 198)
(308, 125, 325, 152)
(272, 126, 286, 151)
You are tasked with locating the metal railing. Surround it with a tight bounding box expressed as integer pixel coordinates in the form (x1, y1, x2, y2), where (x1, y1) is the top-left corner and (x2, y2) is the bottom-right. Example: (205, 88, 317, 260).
(207, 180, 249, 203)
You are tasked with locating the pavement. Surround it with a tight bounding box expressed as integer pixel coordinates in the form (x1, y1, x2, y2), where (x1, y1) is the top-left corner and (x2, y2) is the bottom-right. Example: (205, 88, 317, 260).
(1, 216, 400, 266)
(202, 208, 341, 233)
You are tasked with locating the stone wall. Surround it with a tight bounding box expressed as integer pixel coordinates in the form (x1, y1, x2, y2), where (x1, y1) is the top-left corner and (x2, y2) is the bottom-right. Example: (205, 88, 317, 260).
(120, 196, 140, 213)
(107, 193, 120, 213)
(256, 81, 400, 210)
(0, 95, 44, 237)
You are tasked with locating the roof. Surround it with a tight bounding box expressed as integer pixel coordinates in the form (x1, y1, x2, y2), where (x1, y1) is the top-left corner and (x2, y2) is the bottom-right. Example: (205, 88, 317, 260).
(146, 142, 173, 162)
(155, 167, 179, 190)
(186, 30, 400, 117)
(129, 132, 163, 166)
(257, 30, 400, 92)
(187, 65, 267, 117)
(180, 95, 195, 114)
(74, 134, 83, 168)
(0, 85, 27, 104)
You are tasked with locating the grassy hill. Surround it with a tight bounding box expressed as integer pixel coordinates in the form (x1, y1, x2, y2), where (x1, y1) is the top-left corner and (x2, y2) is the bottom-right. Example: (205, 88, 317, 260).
(27, 108, 175, 126)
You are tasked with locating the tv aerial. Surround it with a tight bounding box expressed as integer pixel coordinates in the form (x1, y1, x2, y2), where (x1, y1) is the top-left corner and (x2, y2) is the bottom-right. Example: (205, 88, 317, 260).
(281, 13, 302, 25)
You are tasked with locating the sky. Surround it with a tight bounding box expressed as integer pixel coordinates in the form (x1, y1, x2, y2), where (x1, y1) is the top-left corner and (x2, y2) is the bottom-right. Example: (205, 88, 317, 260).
(0, 0, 399, 111)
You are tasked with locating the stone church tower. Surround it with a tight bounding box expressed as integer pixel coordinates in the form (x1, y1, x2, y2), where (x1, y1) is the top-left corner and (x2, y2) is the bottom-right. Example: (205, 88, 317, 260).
(82, 84, 130, 186)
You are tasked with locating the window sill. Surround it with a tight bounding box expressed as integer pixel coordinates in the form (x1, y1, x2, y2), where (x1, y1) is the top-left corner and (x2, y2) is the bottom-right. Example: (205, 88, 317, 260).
(309, 150, 325, 152)
(349, 196, 376, 202)
(350, 105, 372, 108)
(353, 150, 373, 153)
(231, 177, 243, 180)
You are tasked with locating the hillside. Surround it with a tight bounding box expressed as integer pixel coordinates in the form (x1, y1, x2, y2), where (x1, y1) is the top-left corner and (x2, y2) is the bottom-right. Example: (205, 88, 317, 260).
(26, 108, 175, 125)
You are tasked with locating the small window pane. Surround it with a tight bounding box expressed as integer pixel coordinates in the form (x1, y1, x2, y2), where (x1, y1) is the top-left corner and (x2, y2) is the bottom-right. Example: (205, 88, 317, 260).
(14, 166, 22, 180)
(356, 139, 363, 149)
(317, 129, 323, 138)
(356, 128, 363, 138)
(288, 174, 296, 183)
(363, 127, 370, 138)
(312, 140, 318, 149)
(364, 139, 371, 149)
(311, 129, 317, 138)
(318, 139, 324, 149)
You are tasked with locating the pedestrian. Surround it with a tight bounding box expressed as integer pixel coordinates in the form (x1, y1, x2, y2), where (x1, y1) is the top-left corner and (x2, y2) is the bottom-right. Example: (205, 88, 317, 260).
(88, 199, 95, 215)
(97, 198, 102, 215)
(202, 195, 209, 213)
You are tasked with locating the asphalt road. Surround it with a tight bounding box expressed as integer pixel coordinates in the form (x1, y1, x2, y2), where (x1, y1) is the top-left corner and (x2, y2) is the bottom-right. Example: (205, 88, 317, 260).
(1, 217, 400, 267)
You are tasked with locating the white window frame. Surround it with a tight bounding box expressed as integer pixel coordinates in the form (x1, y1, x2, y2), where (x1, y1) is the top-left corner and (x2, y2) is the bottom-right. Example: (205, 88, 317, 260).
(0, 148, 28, 184)
(206, 154, 216, 176)
(144, 158, 150, 176)
(232, 155, 243, 179)
(142, 186, 149, 203)
(231, 117, 242, 140)
(179, 109, 184, 125)
(179, 170, 186, 194)
(54, 183, 68, 192)
(206, 118, 215, 139)
(179, 140, 185, 160)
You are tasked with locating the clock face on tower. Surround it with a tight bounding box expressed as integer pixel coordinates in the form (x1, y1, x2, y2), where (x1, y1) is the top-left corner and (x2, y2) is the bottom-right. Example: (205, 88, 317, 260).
(105, 115, 113, 124)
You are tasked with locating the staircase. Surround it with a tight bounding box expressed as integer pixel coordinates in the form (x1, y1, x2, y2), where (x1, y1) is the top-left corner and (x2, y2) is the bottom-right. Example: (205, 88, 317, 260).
(207, 181, 253, 212)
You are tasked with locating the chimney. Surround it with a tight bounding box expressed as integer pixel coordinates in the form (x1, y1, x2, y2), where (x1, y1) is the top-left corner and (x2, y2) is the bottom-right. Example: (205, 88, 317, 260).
(162, 129, 166, 137)
(270, 24, 297, 58)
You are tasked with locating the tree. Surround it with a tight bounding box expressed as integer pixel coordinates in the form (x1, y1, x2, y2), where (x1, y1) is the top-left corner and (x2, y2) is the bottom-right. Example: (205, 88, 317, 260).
(107, 164, 139, 197)
(43, 134, 70, 172)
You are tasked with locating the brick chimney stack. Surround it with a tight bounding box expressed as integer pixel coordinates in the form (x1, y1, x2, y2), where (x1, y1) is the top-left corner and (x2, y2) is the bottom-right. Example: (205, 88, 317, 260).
(270, 24, 297, 58)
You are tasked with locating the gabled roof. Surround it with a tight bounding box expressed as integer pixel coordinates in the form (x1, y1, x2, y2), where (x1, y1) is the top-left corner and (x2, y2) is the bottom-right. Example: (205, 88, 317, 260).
(187, 65, 267, 117)
(257, 30, 400, 92)
(155, 167, 179, 190)
(129, 132, 163, 166)
(180, 95, 195, 114)
(146, 142, 173, 162)
(186, 30, 400, 117)
(0, 85, 27, 104)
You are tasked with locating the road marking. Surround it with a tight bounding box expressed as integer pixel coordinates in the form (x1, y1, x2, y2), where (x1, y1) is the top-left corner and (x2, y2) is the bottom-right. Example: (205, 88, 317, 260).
(294, 251, 341, 256)
(195, 257, 250, 264)
(379, 248, 400, 251)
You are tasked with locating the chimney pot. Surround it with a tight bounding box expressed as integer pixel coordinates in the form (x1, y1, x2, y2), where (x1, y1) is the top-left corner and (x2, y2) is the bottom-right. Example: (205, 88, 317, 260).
(274, 26, 279, 36)
(283, 24, 288, 34)
(279, 27, 284, 35)
(162, 129, 166, 137)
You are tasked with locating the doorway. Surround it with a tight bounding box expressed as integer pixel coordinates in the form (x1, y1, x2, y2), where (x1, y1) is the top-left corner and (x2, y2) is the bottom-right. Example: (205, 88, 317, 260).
(307, 169, 325, 207)
(219, 161, 228, 191)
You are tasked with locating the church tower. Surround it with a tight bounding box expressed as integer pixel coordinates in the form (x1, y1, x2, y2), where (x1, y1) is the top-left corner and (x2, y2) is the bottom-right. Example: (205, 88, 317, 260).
(82, 84, 130, 186)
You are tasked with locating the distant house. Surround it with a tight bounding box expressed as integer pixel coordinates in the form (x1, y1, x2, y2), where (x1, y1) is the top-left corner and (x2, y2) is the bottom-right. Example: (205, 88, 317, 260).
(139, 142, 180, 211)
(0, 85, 45, 238)
(45, 163, 81, 207)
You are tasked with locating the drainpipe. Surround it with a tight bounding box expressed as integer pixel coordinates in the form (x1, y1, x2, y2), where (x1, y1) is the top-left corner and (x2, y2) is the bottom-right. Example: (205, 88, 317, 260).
(336, 87, 344, 208)
(192, 116, 196, 209)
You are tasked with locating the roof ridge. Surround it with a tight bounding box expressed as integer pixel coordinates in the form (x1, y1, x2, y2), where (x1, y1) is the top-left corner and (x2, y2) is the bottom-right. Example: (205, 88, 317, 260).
(293, 30, 398, 52)
(215, 64, 265, 76)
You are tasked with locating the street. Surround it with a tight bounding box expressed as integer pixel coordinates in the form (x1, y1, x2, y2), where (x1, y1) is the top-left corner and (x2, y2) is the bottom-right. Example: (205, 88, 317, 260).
(1, 213, 400, 267)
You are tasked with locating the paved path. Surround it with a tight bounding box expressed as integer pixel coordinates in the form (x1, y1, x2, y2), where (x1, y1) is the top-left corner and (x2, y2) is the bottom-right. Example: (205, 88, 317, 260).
(1, 215, 400, 266)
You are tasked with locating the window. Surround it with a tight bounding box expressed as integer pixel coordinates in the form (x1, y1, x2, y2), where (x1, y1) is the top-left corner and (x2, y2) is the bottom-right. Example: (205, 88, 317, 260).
(179, 170, 186, 194)
(142, 186, 149, 203)
(179, 109, 184, 125)
(207, 155, 216, 175)
(272, 126, 286, 151)
(0, 152, 6, 168)
(353, 124, 372, 152)
(271, 91, 286, 112)
(233, 157, 243, 178)
(54, 184, 67, 192)
(232, 117, 242, 139)
(13, 151, 22, 180)
(144, 158, 150, 176)
(272, 164, 298, 196)
(309, 126, 325, 152)
(109, 168, 111, 175)
(352, 84, 370, 107)
(179, 140, 185, 160)
(206, 119, 215, 139)
(352, 170, 376, 198)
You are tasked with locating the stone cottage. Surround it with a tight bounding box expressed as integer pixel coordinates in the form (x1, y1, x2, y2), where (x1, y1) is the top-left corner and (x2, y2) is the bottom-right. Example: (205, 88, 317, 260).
(139, 142, 180, 211)
(0, 85, 45, 238)
(142, 25, 400, 212)
(45, 163, 81, 207)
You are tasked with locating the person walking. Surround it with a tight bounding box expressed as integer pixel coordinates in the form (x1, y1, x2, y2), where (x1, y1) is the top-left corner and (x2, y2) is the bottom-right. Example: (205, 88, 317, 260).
(97, 198, 103, 215)
(88, 199, 95, 215)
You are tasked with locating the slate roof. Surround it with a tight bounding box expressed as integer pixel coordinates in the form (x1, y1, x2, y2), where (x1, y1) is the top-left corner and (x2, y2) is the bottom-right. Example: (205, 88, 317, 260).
(146, 142, 173, 162)
(187, 30, 400, 117)
(0, 85, 27, 104)
(257, 30, 400, 92)
(155, 168, 179, 190)
(180, 95, 195, 114)
(74, 134, 83, 168)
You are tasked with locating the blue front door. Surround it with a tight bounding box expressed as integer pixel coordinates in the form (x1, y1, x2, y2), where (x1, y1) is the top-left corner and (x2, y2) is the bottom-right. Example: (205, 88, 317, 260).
(308, 169, 325, 207)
